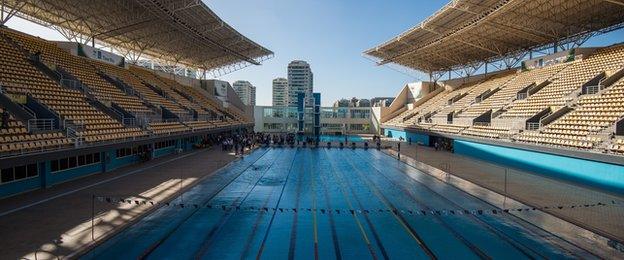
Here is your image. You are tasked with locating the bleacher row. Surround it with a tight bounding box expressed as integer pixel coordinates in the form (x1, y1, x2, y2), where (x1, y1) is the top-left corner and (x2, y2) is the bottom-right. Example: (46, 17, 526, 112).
(0, 28, 248, 155)
(384, 44, 624, 154)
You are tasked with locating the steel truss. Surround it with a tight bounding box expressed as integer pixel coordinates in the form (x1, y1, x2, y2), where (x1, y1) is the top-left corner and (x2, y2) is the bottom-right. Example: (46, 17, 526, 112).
(0, 0, 273, 77)
(365, 0, 624, 74)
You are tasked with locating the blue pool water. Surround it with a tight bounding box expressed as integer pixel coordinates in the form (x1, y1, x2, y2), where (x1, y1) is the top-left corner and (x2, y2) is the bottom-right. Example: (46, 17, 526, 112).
(86, 148, 586, 259)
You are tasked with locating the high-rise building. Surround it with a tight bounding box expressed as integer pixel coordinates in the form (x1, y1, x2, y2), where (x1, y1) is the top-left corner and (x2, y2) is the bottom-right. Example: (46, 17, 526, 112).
(232, 80, 256, 106)
(287, 60, 313, 107)
(272, 77, 288, 107)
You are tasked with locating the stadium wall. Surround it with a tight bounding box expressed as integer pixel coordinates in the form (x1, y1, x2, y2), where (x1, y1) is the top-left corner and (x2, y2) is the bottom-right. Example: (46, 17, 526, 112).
(453, 140, 624, 195)
(383, 128, 624, 194)
(0, 127, 248, 198)
(384, 128, 429, 146)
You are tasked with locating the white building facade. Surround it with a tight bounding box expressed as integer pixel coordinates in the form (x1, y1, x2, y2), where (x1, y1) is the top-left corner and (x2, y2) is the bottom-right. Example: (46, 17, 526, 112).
(254, 106, 377, 134)
(232, 80, 256, 106)
(272, 77, 288, 107)
(287, 60, 313, 107)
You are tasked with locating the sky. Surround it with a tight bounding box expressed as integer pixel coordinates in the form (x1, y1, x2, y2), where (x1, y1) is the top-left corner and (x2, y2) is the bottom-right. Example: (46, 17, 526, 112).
(207, 0, 444, 106)
(6, 0, 624, 106)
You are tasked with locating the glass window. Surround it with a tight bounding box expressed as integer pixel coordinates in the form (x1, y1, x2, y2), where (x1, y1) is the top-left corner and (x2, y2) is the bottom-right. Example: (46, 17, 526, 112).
(51, 160, 59, 172)
(69, 157, 77, 168)
(60, 158, 68, 170)
(78, 155, 85, 166)
(1, 168, 14, 183)
(26, 164, 38, 177)
(14, 165, 26, 180)
(86, 154, 93, 164)
(93, 153, 101, 163)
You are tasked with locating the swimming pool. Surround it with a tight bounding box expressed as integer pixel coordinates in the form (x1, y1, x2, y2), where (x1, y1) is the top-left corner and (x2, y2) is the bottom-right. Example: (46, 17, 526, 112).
(86, 148, 588, 259)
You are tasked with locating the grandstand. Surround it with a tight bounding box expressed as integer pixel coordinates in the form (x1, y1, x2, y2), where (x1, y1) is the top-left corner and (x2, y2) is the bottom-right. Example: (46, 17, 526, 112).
(0, 0, 271, 196)
(367, 0, 624, 155)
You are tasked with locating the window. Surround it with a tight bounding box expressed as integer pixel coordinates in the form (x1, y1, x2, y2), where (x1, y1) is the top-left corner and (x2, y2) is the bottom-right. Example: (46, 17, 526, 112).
(26, 164, 37, 177)
(14, 166, 26, 180)
(86, 154, 93, 164)
(60, 158, 68, 170)
(50, 153, 101, 173)
(78, 155, 85, 166)
(69, 157, 77, 168)
(51, 160, 59, 172)
(155, 140, 176, 149)
(1, 168, 14, 183)
(0, 163, 38, 184)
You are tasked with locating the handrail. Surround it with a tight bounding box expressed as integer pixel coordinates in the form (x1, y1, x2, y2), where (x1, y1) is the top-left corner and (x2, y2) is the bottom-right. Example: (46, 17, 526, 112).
(27, 118, 55, 132)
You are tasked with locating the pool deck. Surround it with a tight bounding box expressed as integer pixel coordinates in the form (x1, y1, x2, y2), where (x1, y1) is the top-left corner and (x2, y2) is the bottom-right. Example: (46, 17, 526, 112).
(382, 139, 624, 245)
(0, 146, 237, 260)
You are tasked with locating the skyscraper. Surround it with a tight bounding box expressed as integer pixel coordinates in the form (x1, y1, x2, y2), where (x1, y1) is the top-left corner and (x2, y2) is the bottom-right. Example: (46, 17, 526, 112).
(232, 80, 256, 106)
(287, 60, 313, 107)
(272, 77, 288, 107)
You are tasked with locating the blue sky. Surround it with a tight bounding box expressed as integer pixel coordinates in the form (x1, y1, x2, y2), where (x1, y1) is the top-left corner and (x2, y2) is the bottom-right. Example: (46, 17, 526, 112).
(6, 0, 624, 106)
(207, 0, 446, 106)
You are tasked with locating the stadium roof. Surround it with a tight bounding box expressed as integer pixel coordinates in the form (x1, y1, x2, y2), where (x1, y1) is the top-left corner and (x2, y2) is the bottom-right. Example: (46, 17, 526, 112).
(1, 0, 273, 71)
(365, 0, 624, 73)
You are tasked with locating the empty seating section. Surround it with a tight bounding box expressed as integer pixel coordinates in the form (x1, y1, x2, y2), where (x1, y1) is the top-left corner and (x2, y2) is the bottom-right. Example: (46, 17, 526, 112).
(458, 64, 567, 119)
(514, 77, 624, 149)
(427, 124, 467, 134)
(2, 29, 151, 115)
(610, 138, 624, 154)
(0, 106, 72, 154)
(383, 44, 624, 152)
(157, 76, 215, 113)
(433, 73, 516, 124)
(128, 66, 198, 116)
(501, 45, 624, 119)
(0, 29, 146, 143)
(90, 60, 184, 115)
(184, 121, 215, 131)
(147, 122, 190, 135)
(462, 125, 511, 139)
(385, 89, 453, 127)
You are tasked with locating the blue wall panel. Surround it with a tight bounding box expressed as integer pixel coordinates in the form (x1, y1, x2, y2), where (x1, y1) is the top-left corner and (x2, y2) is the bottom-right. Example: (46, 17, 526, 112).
(0, 177, 41, 198)
(454, 140, 624, 194)
(154, 147, 175, 158)
(48, 163, 103, 185)
(384, 128, 430, 146)
(107, 152, 140, 172)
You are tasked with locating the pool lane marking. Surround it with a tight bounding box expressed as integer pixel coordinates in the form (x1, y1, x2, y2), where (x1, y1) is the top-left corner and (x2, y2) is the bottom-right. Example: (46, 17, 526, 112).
(316, 151, 343, 260)
(350, 150, 490, 259)
(374, 149, 549, 258)
(284, 151, 305, 260)
(310, 151, 320, 260)
(323, 149, 379, 260)
(192, 149, 288, 258)
(369, 150, 543, 259)
(240, 148, 299, 259)
(340, 150, 437, 259)
(135, 148, 272, 259)
(323, 149, 386, 260)
(0, 149, 204, 218)
(251, 148, 300, 260)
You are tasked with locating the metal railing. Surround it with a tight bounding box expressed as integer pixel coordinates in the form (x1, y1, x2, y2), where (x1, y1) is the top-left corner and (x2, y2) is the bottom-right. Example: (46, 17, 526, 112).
(473, 122, 491, 127)
(122, 118, 137, 127)
(526, 122, 541, 130)
(517, 93, 528, 100)
(585, 84, 603, 95)
(27, 118, 55, 132)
